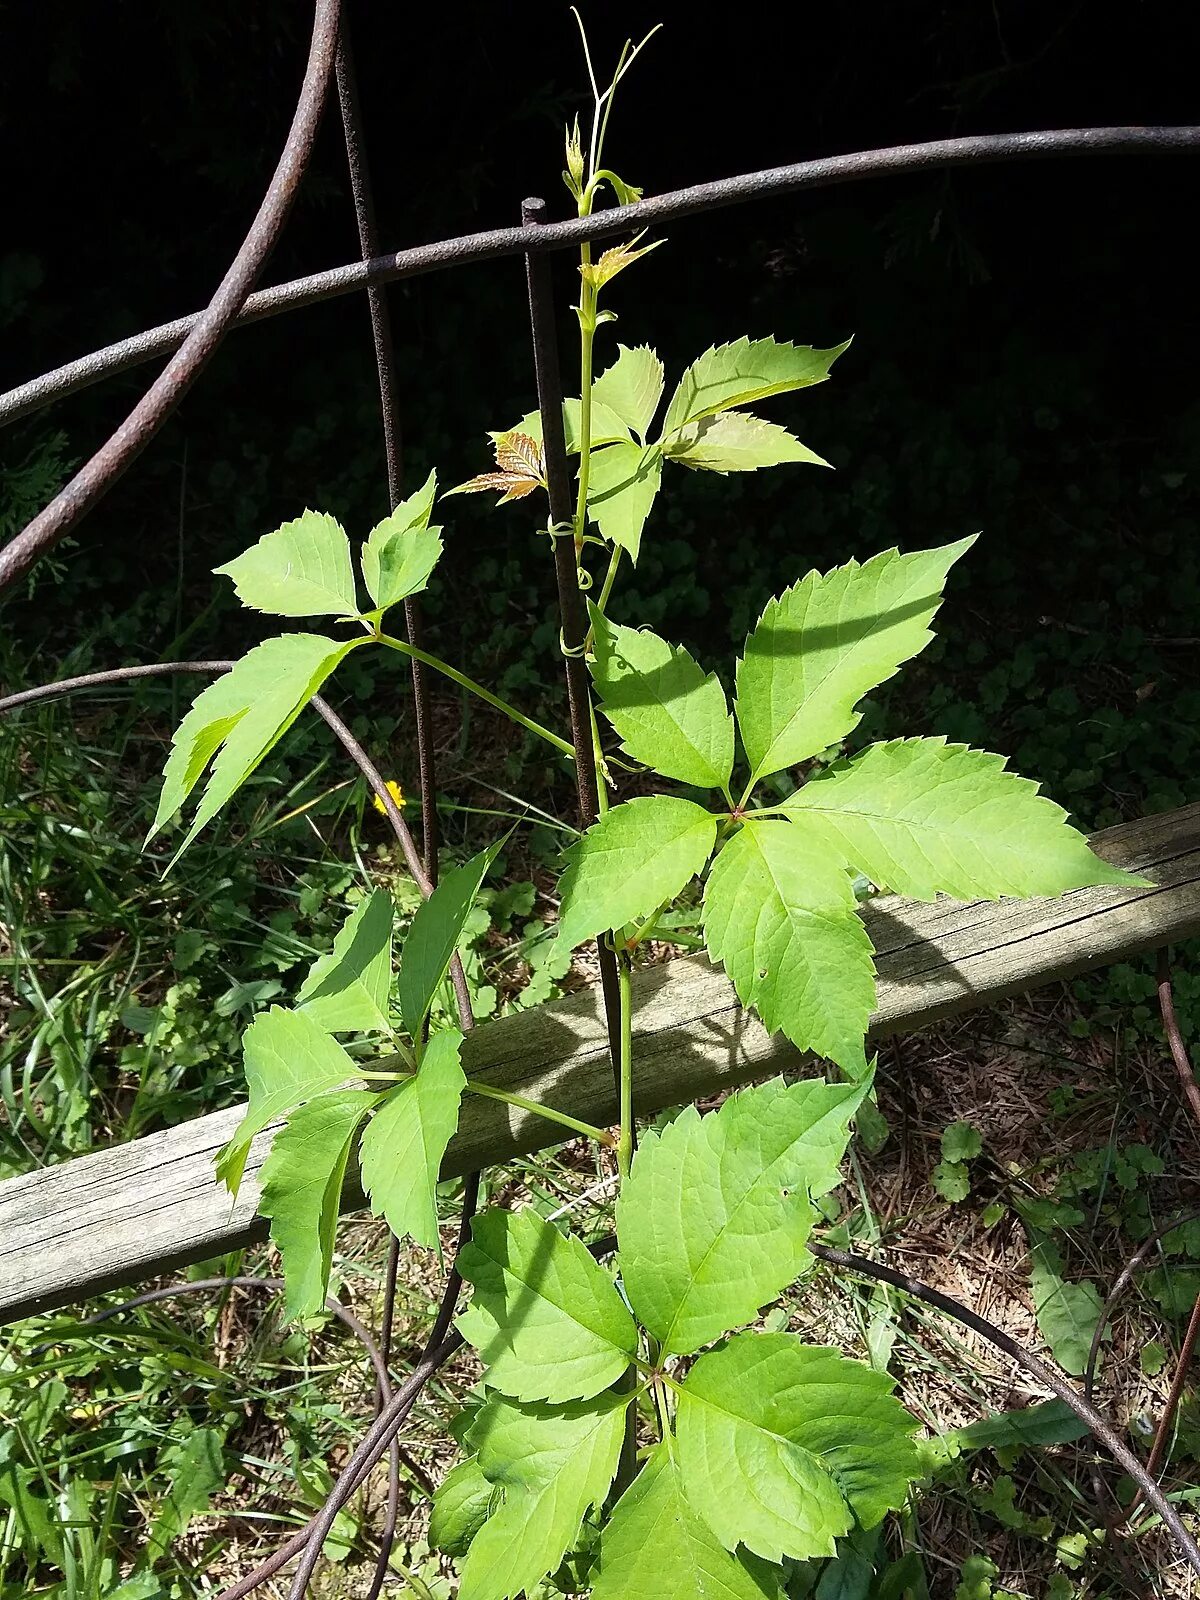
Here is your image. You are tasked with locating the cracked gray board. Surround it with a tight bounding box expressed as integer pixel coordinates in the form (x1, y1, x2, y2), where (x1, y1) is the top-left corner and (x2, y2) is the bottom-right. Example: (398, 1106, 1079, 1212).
(2, 801, 1198, 1322)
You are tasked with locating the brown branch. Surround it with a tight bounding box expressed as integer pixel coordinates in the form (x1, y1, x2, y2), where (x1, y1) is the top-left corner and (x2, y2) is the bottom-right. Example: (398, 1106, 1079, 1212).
(0, 0, 343, 593)
(1158, 947, 1200, 1135)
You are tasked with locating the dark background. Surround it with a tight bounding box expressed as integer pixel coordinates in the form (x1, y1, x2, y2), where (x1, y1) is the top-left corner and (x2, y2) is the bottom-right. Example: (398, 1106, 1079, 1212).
(2, 0, 1199, 825)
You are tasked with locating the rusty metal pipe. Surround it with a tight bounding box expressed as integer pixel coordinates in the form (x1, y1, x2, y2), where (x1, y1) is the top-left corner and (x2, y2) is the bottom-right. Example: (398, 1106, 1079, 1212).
(0, 0, 343, 593)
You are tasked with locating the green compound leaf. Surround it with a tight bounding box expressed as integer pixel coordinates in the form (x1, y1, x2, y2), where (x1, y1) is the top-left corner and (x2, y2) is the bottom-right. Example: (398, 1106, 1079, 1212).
(214, 510, 359, 617)
(675, 1334, 921, 1563)
(666, 411, 830, 474)
(702, 821, 874, 1076)
(592, 344, 665, 442)
(258, 1089, 379, 1320)
(361, 475, 443, 613)
(589, 608, 734, 792)
(358, 1028, 466, 1251)
(585, 441, 663, 561)
(557, 796, 718, 950)
(296, 888, 394, 1034)
(217, 1007, 364, 1197)
(399, 842, 502, 1039)
(1029, 1235, 1106, 1376)
(592, 1442, 784, 1600)
(662, 336, 850, 436)
(457, 1206, 637, 1402)
(151, 633, 361, 860)
(784, 737, 1148, 900)
(617, 1076, 867, 1355)
(429, 1456, 497, 1557)
(735, 540, 975, 783)
(459, 1390, 630, 1600)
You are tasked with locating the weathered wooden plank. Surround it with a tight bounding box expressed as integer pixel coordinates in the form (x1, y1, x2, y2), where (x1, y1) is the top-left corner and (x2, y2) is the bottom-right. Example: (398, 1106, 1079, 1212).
(3, 802, 1198, 1323)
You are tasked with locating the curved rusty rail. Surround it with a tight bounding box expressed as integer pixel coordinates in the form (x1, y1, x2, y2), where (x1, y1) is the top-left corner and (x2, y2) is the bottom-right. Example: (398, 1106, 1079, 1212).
(0, 0, 343, 593)
(2, 126, 1196, 436)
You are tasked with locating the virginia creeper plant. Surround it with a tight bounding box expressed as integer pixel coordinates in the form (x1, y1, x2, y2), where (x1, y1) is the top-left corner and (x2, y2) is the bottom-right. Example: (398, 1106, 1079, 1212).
(149, 33, 1146, 1598)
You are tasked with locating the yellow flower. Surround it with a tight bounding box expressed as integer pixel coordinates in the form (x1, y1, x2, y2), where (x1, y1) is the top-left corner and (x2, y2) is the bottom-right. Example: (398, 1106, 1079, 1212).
(372, 780, 405, 816)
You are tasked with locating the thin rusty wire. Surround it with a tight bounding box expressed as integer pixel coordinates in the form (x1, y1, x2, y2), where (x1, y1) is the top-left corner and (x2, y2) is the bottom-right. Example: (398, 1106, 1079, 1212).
(334, 20, 451, 1594)
(1120, 952, 1200, 1523)
(0, 0, 343, 593)
(4, 126, 1198, 434)
(334, 22, 439, 889)
(810, 1241, 1200, 1578)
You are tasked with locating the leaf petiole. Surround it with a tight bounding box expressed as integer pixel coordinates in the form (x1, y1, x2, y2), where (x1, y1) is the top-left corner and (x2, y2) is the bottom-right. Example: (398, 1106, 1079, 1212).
(616, 952, 635, 1179)
(375, 631, 574, 759)
(464, 1079, 614, 1146)
(584, 545, 623, 648)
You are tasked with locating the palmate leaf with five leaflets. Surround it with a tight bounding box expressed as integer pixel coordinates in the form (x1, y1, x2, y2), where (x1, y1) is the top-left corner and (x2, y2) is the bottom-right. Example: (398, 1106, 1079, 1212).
(735, 540, 975, 783)
(457, 1206, 637, 1402)
(213, 510, 359, 617)
(589, 608, 734, 792)
(258, 1088, 380, 1320)
(216, 1007, 364, 1196)
(459, 1390, 630, 1600)
(616, 1076, 867, 1355)
(398, 842, 503, 1038)
(471, 336, 844, 562)
(702, 821, 875, 1076)
(661, 336, 850, 437)
(556, 796, 717, 949)
(784, 737, 1145, 900)
(150, 632, 363, 861)
(358, 1028, 466, 1251)
(592, 1443, 784, 1600)
(296, 887, 394, 1034)
(675, 1334, 920, 1563)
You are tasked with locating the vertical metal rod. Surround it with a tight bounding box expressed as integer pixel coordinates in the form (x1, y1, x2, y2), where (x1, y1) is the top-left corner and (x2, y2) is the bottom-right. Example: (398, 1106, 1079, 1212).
(332, 24, 476, 1600)
(334, 21, 446, 1598)
(521, 197, 623, 1080)
(335, 24, 439, 887)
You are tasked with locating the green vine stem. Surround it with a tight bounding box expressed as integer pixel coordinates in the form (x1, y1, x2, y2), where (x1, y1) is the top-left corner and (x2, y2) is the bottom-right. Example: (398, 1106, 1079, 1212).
(463, 1079, 613, 1146)
(375, 631, 574, 758)
(573, 247, 598, 558)
(615, 950, 635, 1179)
(362, 1068, 611, 1146)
